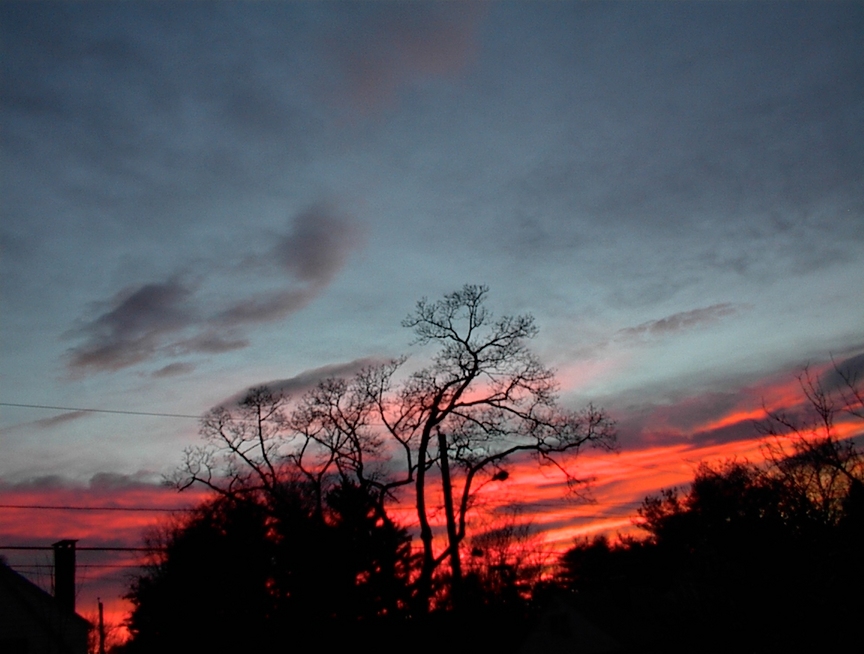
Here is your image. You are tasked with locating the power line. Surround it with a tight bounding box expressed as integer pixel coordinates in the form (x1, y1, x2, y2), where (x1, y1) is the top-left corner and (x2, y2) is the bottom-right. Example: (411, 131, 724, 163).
(0, 504, 193, 513)
(0, 546, 157, 551)
(12, 564, 145, 569)
(0, 402, 200, 419)
(0, 501, 634, 514)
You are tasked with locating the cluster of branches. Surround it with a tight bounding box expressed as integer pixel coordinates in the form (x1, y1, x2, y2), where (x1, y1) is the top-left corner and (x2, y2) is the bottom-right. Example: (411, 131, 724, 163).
(755, 362, 864, 526)
(170, 285, 616, 611)
(464, 509, 552, 607)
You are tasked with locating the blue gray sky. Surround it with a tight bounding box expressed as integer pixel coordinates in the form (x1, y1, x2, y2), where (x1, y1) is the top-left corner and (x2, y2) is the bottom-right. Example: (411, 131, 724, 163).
(1, 1, 862, 486)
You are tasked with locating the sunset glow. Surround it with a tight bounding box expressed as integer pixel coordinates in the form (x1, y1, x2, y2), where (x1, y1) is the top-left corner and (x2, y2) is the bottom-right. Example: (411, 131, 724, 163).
(2, 373, 863, 636)
(1, 1, 861, 645)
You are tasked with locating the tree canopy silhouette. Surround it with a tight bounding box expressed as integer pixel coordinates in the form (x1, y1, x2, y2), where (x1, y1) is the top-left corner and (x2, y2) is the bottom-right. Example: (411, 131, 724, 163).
(557, 362, 864, 653)
(122, 482, 413, 652)
(174, 284, 616, 610)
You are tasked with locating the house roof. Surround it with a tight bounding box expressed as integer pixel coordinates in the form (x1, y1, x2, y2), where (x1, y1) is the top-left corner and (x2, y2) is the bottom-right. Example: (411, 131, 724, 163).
(0, 561, 91, 650)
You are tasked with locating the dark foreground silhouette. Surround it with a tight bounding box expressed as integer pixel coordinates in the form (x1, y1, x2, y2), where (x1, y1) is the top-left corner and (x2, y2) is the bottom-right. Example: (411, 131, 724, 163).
(117, 447, 862, 654)
(559, 455, 863, 653)
(118, 363, 863, 653)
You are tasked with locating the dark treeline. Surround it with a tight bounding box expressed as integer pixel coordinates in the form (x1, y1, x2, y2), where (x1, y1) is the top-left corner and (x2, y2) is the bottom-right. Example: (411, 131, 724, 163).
(115, 291, 862, 652)
(117, 479, 541, 653)
(117, 435, 863, 653)
(559, 459, 863, 652)
(556, 364, 864, 653)
(120, 482, 419, 652)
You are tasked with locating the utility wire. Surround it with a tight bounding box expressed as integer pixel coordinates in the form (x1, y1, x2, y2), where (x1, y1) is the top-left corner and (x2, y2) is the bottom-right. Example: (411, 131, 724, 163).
(0, 402, 199, 419)
(13, 564, 145, 569)
(0, 546, 157, 551)
(0, 504, 192, 513)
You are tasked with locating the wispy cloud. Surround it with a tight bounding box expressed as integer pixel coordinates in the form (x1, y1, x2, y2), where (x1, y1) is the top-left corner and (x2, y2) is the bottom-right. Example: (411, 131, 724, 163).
(216, 206, 362, 327)
(821, 351, 864, 393)
(0, 472, 205, 543)
(616, 303, 739, 340)
(151, 362, 196, 378)
(0, 411, 89, 436)
(169, 332, 249, 356)
(31, 411, 89, 430)
(66, 281, 196, 373)
(606, 358, 864, 450)
(215, 290, 313, 327)
(65, 206, 363, 375)
(218, 358, 383, 408)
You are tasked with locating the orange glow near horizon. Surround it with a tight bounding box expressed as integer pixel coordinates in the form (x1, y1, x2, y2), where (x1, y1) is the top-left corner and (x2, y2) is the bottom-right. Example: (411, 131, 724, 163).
(553, 355, 628, 395)
(0, 483, 207, 642)
(1, 363, 861, 640)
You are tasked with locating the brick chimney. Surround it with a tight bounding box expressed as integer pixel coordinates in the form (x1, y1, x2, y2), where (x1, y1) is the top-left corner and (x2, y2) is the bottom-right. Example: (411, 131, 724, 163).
(52, 539, 77, 613)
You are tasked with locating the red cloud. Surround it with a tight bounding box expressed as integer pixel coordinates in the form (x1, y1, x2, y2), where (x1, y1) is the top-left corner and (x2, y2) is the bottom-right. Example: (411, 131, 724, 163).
(5, 357, 861, 638)
(0, 480, 207, 642)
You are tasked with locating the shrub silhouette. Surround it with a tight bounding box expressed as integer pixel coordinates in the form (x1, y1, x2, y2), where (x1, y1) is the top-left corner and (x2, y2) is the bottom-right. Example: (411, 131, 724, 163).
(121, 482, 413, 652)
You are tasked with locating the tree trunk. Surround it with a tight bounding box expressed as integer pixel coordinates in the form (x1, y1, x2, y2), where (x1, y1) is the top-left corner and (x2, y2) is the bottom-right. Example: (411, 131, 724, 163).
(415, 431, 435, 613)
(438, 428, 463, 608)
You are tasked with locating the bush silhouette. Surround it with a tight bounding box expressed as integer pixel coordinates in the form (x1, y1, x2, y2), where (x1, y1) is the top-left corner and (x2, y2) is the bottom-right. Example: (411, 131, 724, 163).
(122, 482, 413, 652)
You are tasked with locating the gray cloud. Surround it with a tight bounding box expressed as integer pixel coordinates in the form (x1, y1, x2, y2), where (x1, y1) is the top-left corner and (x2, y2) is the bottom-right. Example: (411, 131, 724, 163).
(617, 304, 739, 340)
(216, 205, 362, 327)
(0, 471, 166, 493)
(87, 470, 163, 490)
(215, 289, 313, 328)
(65, 206, 361, 374)
(29, 411, 89, 430)
(605, 357, 863, 450)
(66, 281, 195, 373)
(0, 475, 68, 491)
(218, 358, 384, 408)
(273, 206, 363, 284)
(151, 362, 196, 378)
(691, 420, 763, 448)
(0, 411, 89, 436)
(65, 281, 255, 373)
(170, 333, 249, 355)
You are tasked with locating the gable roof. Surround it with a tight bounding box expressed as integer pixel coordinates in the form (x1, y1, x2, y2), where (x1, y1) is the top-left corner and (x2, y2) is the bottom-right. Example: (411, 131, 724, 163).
(0, 561, 91, 654)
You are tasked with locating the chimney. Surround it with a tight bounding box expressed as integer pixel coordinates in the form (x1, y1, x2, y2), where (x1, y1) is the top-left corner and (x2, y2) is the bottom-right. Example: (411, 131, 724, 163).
(52, 539, 77, 613)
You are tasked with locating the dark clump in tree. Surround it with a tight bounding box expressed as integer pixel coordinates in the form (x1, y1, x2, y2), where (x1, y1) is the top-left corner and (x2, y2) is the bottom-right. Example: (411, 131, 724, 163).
(463, 511, 549, 610)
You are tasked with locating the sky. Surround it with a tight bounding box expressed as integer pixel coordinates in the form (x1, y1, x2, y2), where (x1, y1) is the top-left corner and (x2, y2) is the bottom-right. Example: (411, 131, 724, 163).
(1, 0, 863, 633)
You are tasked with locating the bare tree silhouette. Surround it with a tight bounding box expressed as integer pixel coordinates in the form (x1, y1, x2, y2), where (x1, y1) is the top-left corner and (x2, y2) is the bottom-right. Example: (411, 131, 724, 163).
(465, 509, 550, 608)
(173, 285, 615, 611)
(757, 363, 864, 529)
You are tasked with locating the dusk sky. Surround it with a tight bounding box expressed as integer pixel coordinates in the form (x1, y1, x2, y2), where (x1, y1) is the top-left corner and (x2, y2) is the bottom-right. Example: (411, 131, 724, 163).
(1, 1, 862, 629)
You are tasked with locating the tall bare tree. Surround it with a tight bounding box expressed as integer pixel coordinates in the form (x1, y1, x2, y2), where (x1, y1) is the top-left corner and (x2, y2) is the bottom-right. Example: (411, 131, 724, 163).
(375, 285, 616, 608)
(175, 285, 616, 611)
